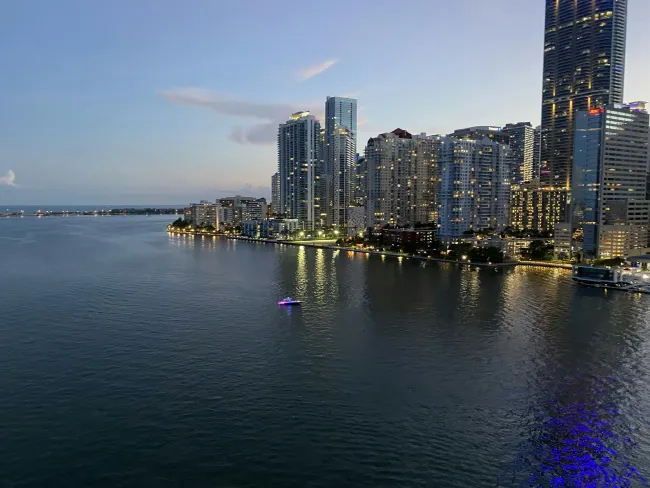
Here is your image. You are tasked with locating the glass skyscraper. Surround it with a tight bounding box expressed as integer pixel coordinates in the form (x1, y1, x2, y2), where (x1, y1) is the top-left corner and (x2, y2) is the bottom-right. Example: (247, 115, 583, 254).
(540, 0, 628, 189)
(324, 96, 358, 228)
(572, 102, 649, 257)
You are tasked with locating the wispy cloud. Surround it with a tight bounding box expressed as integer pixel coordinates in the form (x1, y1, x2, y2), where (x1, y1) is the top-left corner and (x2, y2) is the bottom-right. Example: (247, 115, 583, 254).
(159, 88, 323, 145)
(0, 170, 16, 186)
(296, 58, 338, 81)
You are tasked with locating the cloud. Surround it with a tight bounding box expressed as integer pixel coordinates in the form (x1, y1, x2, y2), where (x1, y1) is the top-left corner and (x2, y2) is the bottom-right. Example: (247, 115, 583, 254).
(0, 170, 16, 186)
(160, 88, 323, 145)
(296, 59, 338, 81)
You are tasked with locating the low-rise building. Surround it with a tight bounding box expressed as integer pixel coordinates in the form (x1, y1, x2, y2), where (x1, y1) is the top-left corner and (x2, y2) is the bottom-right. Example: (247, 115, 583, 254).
(381, 228, 436, 249)
(554, 223, 572, 258)
(346, 206, 366, 237)
(242, 220, 262, 238)
(263, 218, 301, 239)
(218, 196, 268, 225)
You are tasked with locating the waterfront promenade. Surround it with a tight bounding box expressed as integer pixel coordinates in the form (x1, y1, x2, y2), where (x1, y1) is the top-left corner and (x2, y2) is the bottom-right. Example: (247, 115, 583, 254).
(167, 228, 573, 270)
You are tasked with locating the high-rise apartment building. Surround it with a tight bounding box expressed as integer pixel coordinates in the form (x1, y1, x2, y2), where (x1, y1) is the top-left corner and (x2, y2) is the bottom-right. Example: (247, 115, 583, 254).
(329, 127, 356, 228)
(271, 172, 280, 215)
(277, 111, 321, 229)
(325, 96, 357, 228)
(365, 129, 438, 229)
(438, 137, 512, 239)
(503, 122, 535, 184)
(540, 0, 628, 189)
(314, 127, 327, 227)
(572, 102, 649, 258)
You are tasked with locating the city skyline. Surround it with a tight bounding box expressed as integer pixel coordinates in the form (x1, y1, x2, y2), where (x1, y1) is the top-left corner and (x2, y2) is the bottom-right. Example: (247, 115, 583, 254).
(2, 0, 650, 205)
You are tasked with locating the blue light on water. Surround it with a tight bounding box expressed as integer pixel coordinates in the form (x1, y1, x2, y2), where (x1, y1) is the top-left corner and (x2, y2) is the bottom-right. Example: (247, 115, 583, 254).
(500, 377, 647, 487)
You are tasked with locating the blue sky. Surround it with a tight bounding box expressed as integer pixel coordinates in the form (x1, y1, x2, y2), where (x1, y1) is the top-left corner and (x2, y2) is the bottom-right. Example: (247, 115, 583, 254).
(1, 0, 649, 205)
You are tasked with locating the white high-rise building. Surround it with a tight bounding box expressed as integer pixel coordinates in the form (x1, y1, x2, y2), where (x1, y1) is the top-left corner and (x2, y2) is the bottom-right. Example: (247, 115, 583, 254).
(364, 129, 439, 229)
(325, 96, 357, 228)
(278, 111, 321, 229)
(503, 122, 535, 184)
(438, 137, 512, 239)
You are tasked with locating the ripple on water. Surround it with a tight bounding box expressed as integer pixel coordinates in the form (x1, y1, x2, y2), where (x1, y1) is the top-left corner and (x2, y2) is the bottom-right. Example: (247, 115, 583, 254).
(0, 217, 650, 487)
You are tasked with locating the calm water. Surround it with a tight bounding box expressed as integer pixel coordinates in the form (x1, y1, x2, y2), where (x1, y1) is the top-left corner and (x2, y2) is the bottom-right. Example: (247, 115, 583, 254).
(1, 216, 650, 487)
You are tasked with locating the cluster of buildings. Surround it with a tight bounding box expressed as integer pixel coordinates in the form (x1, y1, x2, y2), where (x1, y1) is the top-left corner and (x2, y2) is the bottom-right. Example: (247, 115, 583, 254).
(182, 1, 649, 260)
(267, 0, 650, 260)
(186, 196, 269, 229)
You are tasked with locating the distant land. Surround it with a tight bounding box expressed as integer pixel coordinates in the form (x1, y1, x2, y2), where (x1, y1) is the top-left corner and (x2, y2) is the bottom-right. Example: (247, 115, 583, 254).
(1, 205, 184, 217)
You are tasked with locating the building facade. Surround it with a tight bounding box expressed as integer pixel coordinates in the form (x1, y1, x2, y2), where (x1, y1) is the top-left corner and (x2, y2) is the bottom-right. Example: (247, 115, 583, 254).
(503, 122, 535, 184)
(329, 127, 356, 228)
(540, 0, 628, 189)
(365, 129, 439, 229)
(218, 196, 267, 225)
(324, 96, 357, 228)
(278, 111, 321, 230)
(451, 126, 510, 144)
(353, 154, 367, 207)
(510, 185, 568, 233)
(438, 137, 512, 239)
(381, 228, 436, 249)
(189, 201, 219, 228)
(533, 125, 542, 182)
(271, 172, 280, 215)
(346, 206, 366, 237)
(572, 102, 649, 258)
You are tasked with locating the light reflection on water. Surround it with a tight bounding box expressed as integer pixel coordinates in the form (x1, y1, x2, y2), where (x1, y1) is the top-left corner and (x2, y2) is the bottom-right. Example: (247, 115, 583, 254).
(1, 219, 650, 487)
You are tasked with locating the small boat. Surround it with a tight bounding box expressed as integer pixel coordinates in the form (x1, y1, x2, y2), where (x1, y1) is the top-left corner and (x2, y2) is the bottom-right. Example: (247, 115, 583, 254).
(278, 297, 302, 306)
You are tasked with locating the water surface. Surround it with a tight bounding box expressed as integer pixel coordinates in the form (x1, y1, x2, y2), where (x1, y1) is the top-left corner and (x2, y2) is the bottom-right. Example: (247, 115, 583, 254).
(1, 216, 649, 486)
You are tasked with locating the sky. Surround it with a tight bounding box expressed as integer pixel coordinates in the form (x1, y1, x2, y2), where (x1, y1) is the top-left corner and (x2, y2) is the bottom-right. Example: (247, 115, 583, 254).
(1, 0, 649, 205)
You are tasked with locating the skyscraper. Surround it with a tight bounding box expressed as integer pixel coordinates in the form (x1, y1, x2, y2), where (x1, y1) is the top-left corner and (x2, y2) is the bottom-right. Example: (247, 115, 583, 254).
(365, 129, 438, 229)
(277, 111, 321, 229)
(329, 127, 356, 227)
(540, 0, 628, 188)
(572, 102, 649, 258)
(325, 96, 357, 228)
(325, 96, 357, 140)
(438, 137, 512, 239)
(503, 122, 535, 184)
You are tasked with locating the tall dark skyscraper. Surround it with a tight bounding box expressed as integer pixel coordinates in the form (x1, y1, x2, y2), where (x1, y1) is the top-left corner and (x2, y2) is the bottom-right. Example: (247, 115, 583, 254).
(540, 0, 627, 188)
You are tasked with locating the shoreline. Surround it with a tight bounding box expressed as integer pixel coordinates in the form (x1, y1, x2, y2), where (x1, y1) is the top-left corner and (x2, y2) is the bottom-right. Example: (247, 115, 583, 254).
(2, 209, 182, 218)
(168, 228, 574, 270)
